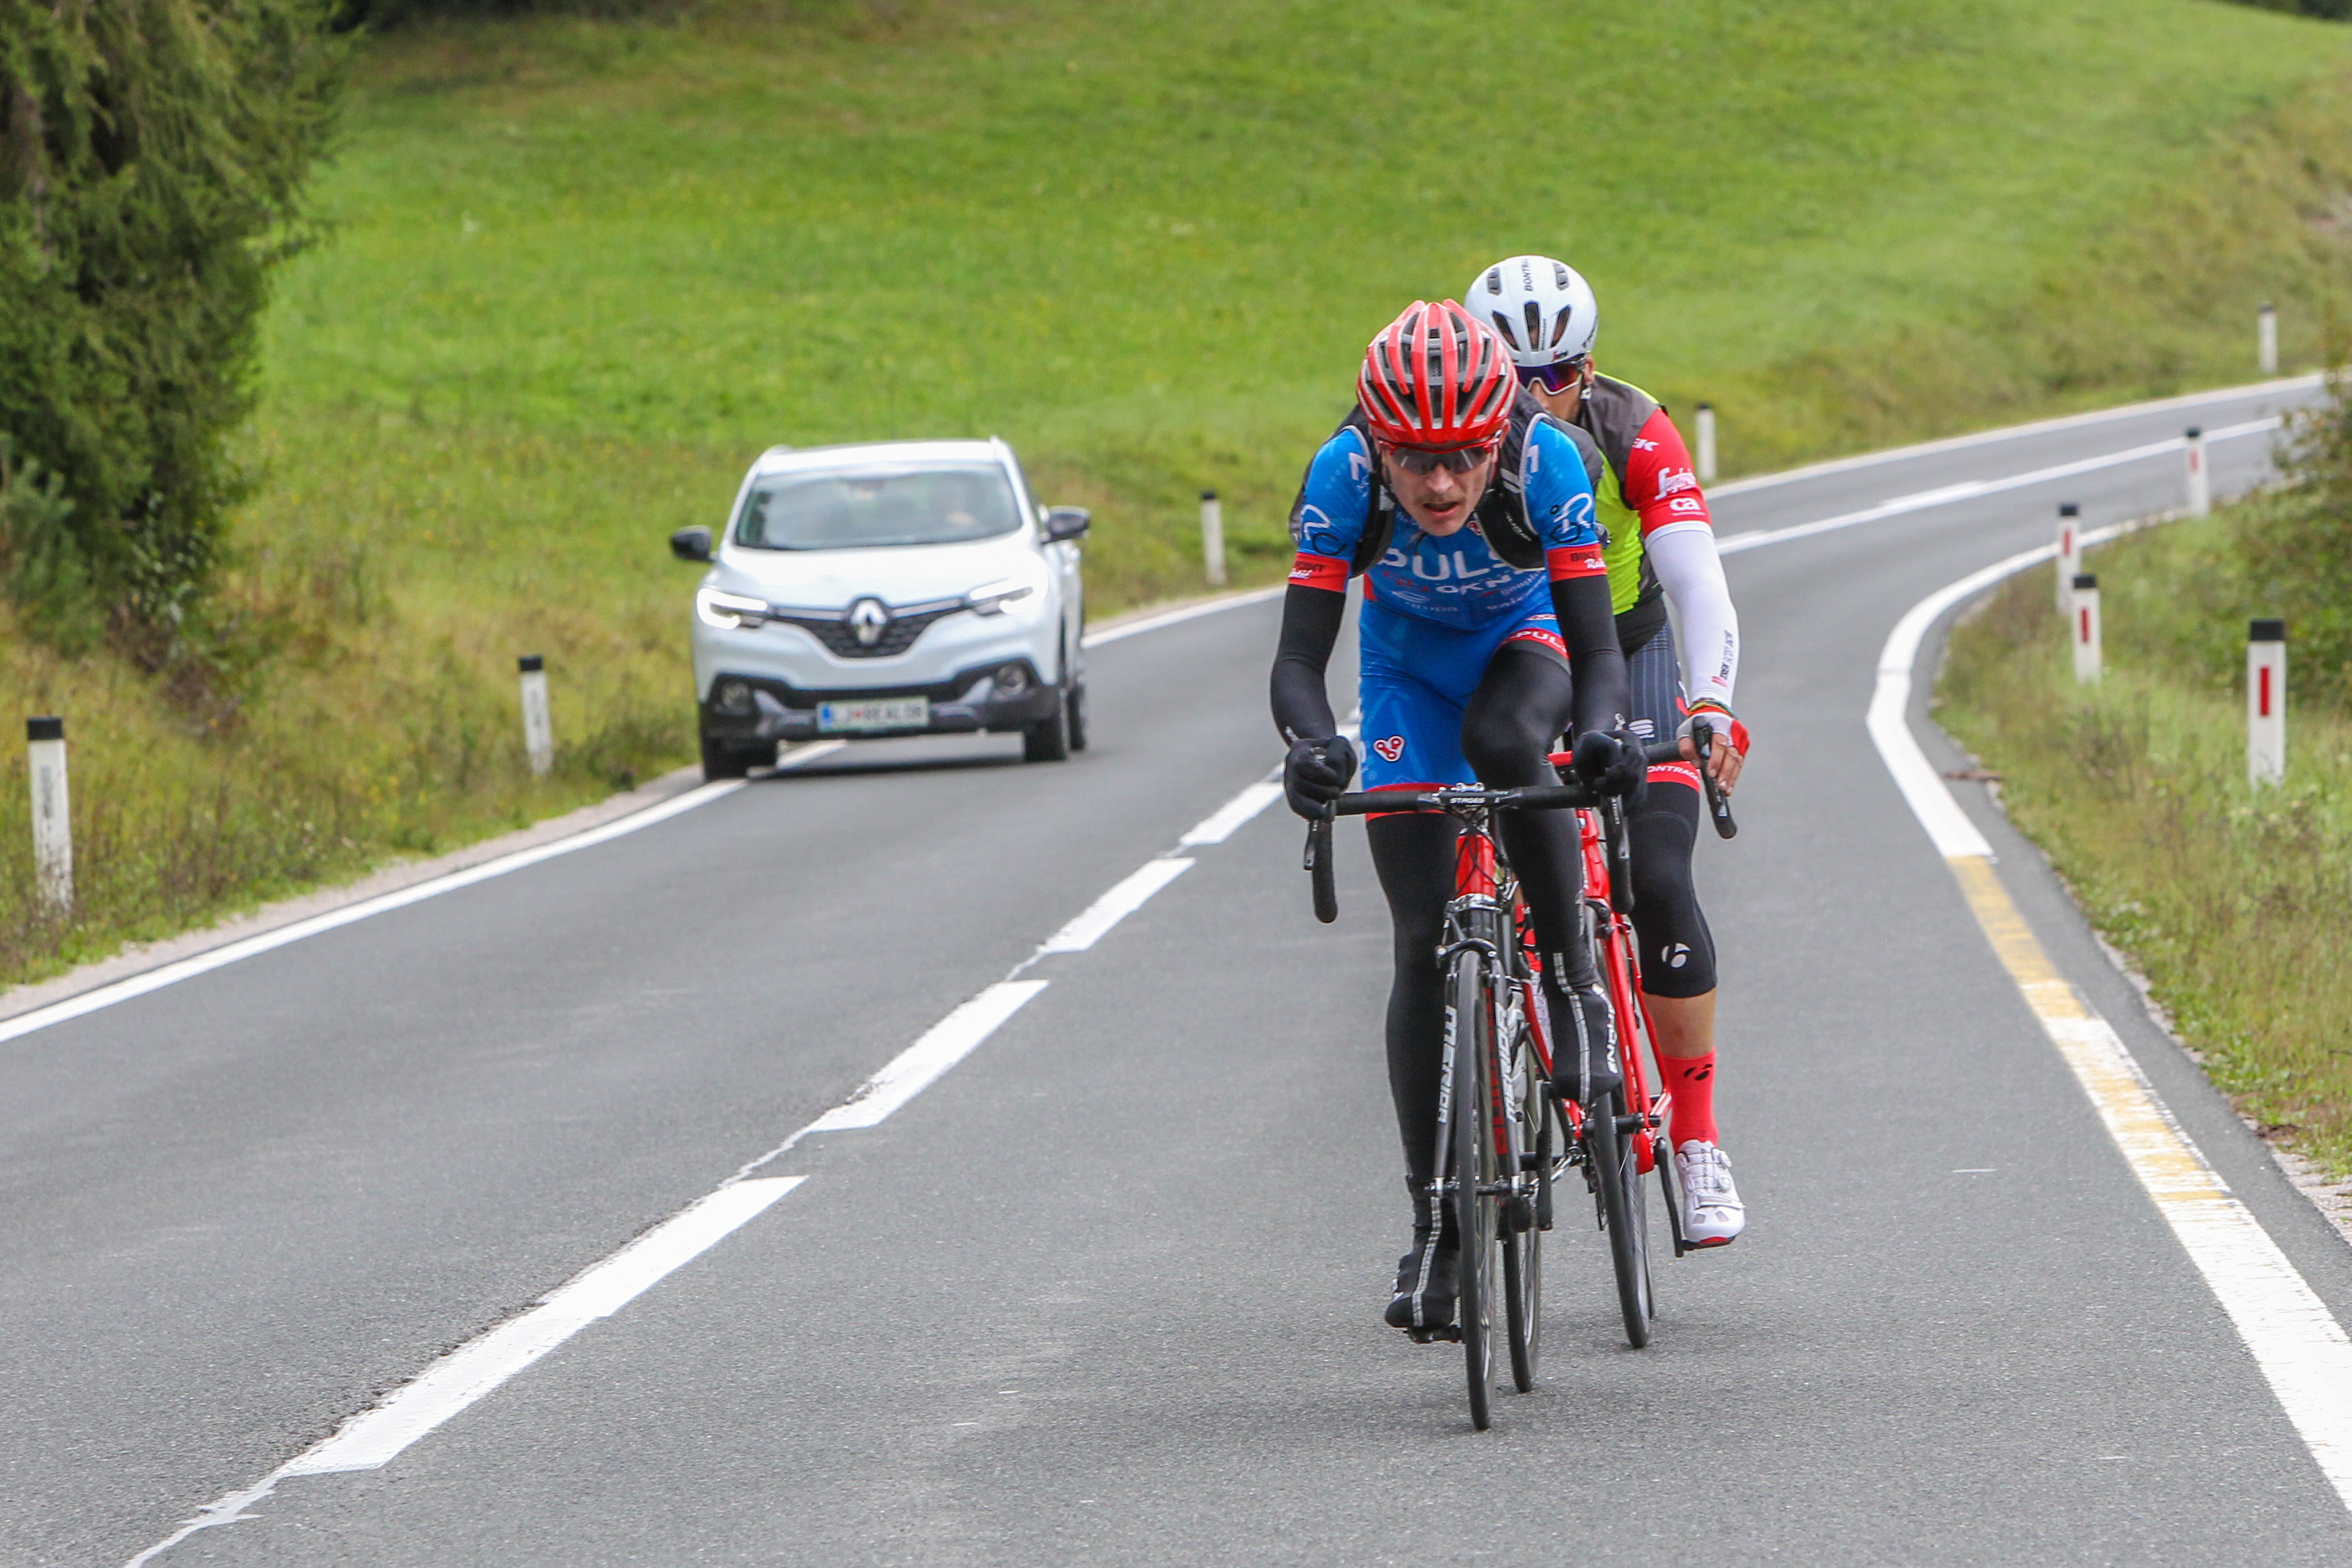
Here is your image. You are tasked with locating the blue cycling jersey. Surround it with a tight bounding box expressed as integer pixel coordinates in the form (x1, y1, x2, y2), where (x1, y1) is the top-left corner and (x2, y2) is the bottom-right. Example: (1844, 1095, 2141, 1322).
(1286, 420, 1606, 631)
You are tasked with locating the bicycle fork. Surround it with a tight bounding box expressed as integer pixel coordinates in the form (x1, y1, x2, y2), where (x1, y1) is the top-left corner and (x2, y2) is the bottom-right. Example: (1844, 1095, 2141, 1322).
(1435, 899, 1538, 1230)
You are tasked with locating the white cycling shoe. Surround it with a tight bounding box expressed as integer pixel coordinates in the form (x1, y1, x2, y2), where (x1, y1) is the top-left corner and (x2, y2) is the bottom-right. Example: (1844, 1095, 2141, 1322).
(1674, 1140, 1746, 1247)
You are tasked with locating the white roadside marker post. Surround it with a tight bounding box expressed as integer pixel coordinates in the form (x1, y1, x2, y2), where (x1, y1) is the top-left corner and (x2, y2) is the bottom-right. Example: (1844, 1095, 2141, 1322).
(2185, 426, 2211, 518)
(2259, 302, 2279, 378)
(2248, 618, 2286, 787)
(2056, 502, 2080, 615)
(1199, 490, 1227, 588)
(518, 655, 554, 778)
(26, 716, 71, 914)
(1694, 402, 1717, 484)
(2072, 575, 2102, 685)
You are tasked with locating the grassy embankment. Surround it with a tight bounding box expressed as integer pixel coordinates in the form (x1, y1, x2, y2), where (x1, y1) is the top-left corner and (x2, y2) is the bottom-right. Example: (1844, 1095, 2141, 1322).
(7, 0, 2352, 985)
(1939, 494, 2352, 1177)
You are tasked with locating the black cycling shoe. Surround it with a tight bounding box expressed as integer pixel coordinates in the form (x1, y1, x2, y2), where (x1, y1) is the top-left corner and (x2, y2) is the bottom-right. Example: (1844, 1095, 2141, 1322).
(1384, 1185, 1460, 1331)
(1546, 981, 1622, 1107)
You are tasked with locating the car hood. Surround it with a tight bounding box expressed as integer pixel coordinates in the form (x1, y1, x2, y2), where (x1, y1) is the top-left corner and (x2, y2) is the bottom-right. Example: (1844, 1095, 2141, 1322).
(716, 533, 1039, 611)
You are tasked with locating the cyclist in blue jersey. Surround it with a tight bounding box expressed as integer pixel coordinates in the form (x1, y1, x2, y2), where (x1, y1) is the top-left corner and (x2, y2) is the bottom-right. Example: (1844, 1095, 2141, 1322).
(1271, 300, 1644, 1333)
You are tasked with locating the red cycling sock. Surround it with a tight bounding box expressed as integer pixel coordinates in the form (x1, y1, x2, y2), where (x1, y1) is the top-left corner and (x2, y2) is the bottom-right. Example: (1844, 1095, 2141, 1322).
(1663, 1051, 1719, 1149)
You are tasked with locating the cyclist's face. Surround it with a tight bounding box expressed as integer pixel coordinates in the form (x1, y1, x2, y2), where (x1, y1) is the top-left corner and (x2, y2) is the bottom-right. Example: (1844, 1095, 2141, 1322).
(1382, 447, 1496, 535)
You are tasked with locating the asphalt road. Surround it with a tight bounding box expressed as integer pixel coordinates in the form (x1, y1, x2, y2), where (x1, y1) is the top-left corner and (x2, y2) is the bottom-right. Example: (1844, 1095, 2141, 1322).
(6, 381, 2349, 1565)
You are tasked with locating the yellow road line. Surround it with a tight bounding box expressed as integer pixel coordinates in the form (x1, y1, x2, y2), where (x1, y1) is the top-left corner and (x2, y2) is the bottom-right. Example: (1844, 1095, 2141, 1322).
(1872, 537, 2352, 1511)
(1946, 848, 2352, 1507)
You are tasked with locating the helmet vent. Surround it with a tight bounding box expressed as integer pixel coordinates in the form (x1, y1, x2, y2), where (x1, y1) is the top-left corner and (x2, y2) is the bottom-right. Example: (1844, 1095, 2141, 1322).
(1550, 306, 1573, 347)
(1523, 301, 1543, 352)
(1553, 262, 1572, 289)
(1489, 311, 1521, 349)
(1486, 267, 1502, 294)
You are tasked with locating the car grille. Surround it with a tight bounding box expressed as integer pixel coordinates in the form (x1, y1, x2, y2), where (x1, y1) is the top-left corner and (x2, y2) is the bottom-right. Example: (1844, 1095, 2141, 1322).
(772, 604, 964, 659)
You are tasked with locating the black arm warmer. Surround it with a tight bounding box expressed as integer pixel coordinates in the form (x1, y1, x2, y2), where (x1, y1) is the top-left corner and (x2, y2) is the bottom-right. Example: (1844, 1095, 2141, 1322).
(1550, 574, 1630, 739)
(1270, 584, 1346, 743)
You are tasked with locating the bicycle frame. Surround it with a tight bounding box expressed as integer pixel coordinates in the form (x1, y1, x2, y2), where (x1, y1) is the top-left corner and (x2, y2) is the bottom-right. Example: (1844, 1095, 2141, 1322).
(1548, 808, 1669, 1174)
(1431, 809, 1540, 1228)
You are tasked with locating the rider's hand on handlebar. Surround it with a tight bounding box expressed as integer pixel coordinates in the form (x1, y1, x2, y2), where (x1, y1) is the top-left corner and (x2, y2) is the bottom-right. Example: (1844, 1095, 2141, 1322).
(1677, 702, 1749, 794)
(1570, 728, 1648, 807)
(1283, 734, 1359, 819)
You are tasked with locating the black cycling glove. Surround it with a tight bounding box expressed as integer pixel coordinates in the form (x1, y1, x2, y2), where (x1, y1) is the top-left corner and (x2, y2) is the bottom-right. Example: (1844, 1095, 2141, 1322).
(1283, 734, 1358, 819)
(1572, 728, 1648, 809)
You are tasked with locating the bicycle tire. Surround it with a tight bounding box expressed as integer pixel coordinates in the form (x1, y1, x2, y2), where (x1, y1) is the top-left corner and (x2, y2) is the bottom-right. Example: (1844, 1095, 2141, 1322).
(1501, 1176, 1542, 1392)
(1447, 949, 1497, 1431)
(1501, 999, 1543, 1394)
(1589, 1084, 1654, 1348)
(1655, 1121, 1691, 1257)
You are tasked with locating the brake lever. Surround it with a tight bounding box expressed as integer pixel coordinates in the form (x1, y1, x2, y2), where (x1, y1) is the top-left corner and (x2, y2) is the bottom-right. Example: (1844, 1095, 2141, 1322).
(1694, 725, 1738, 840)
(1605, 795, 1636, 915)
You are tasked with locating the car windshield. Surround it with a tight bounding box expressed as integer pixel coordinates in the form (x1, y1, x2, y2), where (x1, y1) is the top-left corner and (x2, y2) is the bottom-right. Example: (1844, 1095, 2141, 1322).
(732, 463, 1023, 551)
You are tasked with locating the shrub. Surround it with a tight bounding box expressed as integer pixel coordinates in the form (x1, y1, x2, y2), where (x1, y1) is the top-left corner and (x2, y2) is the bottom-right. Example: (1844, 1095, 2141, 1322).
(0, 1, 340, 670)
(2242, 371, 2352, 706)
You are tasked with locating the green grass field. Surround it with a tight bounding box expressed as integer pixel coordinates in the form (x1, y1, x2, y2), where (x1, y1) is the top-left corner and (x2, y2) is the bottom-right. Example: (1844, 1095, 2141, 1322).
(1938, 510, 2352, 1177)
(8, 0, 2352, 985)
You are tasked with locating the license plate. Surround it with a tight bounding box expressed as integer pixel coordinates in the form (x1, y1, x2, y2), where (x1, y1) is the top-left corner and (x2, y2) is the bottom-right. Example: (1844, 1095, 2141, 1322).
(817, 696, 929, 733)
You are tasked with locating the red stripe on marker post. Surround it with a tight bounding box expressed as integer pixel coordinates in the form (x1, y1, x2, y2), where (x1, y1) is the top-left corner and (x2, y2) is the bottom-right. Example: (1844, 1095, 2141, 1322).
(2248, 618, 2285, 786)
(2072, 574, 2101, 685)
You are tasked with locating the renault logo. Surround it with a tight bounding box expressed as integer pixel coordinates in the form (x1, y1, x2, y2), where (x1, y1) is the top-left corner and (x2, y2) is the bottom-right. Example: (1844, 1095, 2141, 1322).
(848, 598, 891, 647)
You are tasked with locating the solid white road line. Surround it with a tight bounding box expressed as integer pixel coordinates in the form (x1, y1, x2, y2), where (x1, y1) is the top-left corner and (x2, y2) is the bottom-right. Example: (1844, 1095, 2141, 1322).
(1873, 542, 2352, 1513)
(1, 779, 745, 1049)
(1082, 585, 1287, 649)
(9, 741, 854, 1053)
(1710, 373, 2318, 499)
(805, 982, 1051, 1133)
(1717, 418, 2276, 558)
(1039, 858, 1195, 953)
(1179, 780, 1284, 845)
(125, 1176, 804, 1565)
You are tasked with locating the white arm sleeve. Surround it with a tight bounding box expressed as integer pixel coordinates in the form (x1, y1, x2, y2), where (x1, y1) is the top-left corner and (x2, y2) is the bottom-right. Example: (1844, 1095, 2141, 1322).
(1645, 523, 1739, 711)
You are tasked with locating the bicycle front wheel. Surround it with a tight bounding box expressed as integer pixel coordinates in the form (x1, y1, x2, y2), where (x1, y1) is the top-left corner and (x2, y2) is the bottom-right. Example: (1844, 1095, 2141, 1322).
(1447, 949, 1498, 1430)
(1501, 1010, 1545, 1394)
(1589, 1085, 1654, 1347)
(1501, 1179, 1542, 1392)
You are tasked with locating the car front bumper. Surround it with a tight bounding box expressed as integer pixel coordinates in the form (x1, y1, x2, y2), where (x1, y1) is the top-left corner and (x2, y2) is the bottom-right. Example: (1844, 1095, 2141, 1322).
(699, 658, 1060, 747)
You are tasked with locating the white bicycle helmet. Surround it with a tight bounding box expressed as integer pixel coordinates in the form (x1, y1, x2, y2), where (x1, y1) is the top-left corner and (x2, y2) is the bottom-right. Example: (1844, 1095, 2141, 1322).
(1465, 255, 1597, 368)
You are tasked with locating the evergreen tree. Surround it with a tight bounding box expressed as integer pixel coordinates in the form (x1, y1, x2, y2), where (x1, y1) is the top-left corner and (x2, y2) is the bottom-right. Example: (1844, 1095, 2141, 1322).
(0, 1, 341, 659)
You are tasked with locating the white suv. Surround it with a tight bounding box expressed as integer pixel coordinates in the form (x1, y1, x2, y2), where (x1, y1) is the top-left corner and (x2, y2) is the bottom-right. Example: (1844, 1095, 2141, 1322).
(671, 438, 1089, 779)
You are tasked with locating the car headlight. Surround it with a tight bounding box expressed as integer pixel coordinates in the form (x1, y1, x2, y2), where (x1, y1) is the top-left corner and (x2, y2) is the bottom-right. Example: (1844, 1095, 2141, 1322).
(966, 579, 1036, 617)
(697, 587, 769, 629)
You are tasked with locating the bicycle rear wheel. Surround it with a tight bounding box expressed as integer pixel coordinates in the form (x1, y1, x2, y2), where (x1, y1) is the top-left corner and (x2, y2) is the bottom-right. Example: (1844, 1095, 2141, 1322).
(1447, 950, 1498, 1430)
(1589, 1085, 1654, 1347)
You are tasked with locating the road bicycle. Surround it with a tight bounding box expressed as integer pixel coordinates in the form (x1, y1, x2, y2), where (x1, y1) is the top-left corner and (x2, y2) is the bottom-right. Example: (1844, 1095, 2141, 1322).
(1302, 732, 1736, 1429)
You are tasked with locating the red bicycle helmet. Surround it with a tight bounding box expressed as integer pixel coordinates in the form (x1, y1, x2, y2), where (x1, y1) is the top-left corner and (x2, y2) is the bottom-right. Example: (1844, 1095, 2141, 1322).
(1357, 299, 1517, 450)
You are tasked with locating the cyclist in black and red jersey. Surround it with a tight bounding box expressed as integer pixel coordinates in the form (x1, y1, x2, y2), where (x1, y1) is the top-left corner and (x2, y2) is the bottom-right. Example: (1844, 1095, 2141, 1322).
(1465, 256, 1750, 1246)
(1271, 300, 1646, 1333)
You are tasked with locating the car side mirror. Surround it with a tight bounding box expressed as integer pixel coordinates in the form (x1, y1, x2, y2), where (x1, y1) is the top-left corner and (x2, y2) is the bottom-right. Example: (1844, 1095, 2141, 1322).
(670, 526, 713, 563)
(1042, 506, 1090, 542)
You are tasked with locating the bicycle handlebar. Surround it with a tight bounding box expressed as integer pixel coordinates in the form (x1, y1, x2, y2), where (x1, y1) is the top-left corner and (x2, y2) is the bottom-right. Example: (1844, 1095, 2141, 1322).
(1306, 816, 1338, 924)
(1693, 725, 1739, 840)
(1301, 737, 1739, 924)
(1315, 738, 1685, 819)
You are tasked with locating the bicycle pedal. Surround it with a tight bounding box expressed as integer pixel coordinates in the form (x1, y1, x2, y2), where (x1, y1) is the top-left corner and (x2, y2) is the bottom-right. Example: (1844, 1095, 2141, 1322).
(1406, 1325, 1464, 1345)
